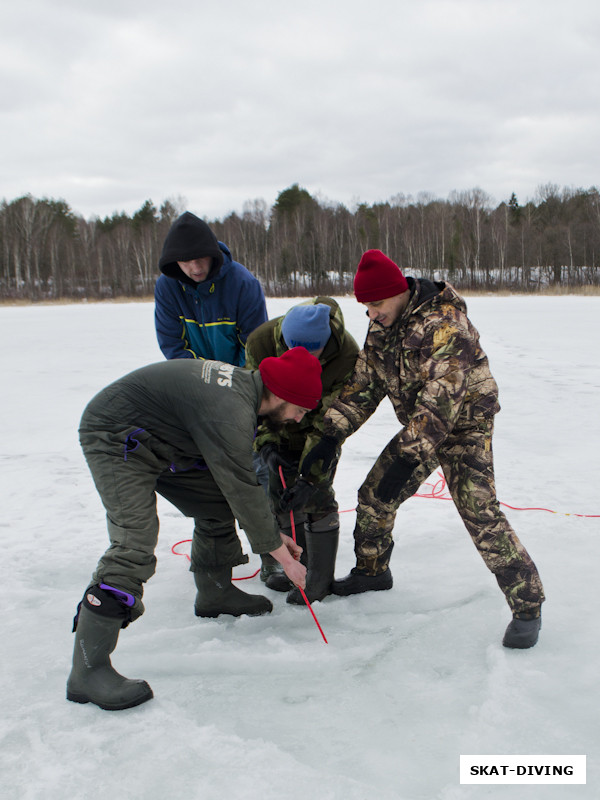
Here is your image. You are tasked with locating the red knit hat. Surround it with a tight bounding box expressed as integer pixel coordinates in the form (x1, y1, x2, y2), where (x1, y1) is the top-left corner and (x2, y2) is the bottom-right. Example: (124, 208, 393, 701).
(259, 347, 322, 409)
(353, 250, 409, 302)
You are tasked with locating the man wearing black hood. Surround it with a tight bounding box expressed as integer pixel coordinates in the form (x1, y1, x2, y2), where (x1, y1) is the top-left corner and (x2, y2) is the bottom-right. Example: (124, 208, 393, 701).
(154, 211, 268, 365)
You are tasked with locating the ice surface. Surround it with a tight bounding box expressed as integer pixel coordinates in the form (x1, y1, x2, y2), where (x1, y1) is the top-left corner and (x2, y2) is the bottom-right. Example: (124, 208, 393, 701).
(1, 295, 598, 799)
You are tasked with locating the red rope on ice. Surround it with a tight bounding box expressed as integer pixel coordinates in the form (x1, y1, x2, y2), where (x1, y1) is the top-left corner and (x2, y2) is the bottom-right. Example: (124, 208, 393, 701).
(410, 470, 600, 518)
(172, 472, 598, 570)
(332, 470, 600, 518)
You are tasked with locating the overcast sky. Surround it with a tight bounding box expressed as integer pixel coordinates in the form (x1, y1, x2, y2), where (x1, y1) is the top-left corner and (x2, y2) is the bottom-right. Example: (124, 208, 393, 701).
(2, 0, 599, 221)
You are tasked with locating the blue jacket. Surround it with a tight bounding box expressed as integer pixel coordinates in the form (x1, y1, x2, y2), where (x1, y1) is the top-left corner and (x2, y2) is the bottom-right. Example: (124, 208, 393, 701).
(154, 241, 267, 366)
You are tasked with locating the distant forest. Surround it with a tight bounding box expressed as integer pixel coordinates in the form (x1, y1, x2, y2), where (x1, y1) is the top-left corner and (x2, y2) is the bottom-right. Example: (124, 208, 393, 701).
(1, 183, 599, 300)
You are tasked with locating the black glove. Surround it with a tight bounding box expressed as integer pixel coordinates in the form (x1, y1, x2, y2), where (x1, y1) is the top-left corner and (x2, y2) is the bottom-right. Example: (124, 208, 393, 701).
(300, 435, 339, 477)
(259, 444, 297, 474)
(375, 456, 418, 504)
(279, 477, 317, 513)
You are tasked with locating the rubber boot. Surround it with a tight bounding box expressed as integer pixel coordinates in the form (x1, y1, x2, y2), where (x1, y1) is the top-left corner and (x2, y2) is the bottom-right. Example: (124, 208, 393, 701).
(287, 518, 339, 605)
(502, 613, 541, 649)
(259, 553, 284, 583)
(331, 566, 393, 596)
(265, 523, 307, 593)
(194, 567, 273, 617)
(66, 591, 153, 711)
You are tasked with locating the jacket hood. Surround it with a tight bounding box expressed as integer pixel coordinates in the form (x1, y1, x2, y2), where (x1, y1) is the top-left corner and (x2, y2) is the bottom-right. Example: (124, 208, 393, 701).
(405, 277, 467, 316)
(159, 212, 224, 285)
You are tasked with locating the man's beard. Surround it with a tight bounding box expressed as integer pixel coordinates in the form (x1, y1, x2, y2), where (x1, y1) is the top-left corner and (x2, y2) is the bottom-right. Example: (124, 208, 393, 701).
(259, 409, 292, 429)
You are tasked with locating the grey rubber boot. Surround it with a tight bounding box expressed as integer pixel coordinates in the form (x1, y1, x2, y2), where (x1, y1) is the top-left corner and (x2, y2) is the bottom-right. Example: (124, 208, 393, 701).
(265, 523, 307, 593)
(287, 516, 339, 605)
(502, 613, 541, 649)
(194, 567, 273, 617)
(67, 595, 153, 711)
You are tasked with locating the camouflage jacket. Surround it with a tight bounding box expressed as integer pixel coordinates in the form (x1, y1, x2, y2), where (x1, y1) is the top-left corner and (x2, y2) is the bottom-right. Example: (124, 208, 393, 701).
(323, 279, 500, 465)
(245, 297, 359, 474)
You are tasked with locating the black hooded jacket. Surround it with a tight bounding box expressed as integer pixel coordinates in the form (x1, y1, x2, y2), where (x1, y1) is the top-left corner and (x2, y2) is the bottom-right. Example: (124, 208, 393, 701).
(159, 212, 224, 285)
(154, 212, 268, 363)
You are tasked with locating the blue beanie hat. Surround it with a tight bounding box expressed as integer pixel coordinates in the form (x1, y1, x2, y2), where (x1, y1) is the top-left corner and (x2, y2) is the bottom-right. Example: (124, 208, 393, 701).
(281, 303, 331, 352)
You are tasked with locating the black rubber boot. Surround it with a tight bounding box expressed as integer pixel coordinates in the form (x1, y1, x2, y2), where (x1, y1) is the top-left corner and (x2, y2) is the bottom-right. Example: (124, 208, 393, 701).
(265, 569, 293, 593)
(259, 553, 284, 583)
(331, 566, 393, 596)
(265, 524, 307, 593)
(66, 591, 153, 711)
(194, 567, 273, 617)
(287, 524, 339, 605)
(502, 613, 542, 649)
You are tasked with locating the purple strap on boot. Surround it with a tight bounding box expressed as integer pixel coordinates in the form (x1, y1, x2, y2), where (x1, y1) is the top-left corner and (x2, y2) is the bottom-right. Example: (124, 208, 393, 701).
(99, 583, 136, 607)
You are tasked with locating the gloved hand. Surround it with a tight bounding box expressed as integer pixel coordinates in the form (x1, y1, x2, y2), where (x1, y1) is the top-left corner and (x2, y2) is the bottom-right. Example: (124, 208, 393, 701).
(375, 456, 418, 504)
(300, 435, 339, 477)
(279, 477, 317, 513)
(259, 444, 297, 474)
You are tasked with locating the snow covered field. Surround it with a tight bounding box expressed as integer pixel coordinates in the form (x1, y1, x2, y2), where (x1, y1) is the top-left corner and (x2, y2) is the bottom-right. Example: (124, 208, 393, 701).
(1, 294, 598, 799)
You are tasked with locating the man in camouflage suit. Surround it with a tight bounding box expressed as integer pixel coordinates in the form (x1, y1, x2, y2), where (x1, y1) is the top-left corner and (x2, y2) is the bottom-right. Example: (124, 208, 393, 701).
(245, 298, 359, 603)
(297, 250, 545, 648)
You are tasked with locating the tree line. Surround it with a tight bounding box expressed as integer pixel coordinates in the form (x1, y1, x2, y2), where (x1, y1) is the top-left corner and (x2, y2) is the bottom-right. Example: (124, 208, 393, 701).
(1, 183, 599, 301)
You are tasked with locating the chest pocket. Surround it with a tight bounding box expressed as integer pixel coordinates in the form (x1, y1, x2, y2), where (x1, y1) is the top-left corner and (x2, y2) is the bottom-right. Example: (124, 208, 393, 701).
(398, 345, 423, 397)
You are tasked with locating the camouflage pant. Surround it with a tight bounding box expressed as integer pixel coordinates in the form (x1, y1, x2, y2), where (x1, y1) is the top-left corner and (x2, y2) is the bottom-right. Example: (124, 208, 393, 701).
(354, 417, 545, 616)
(267, 449, 339, 532)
